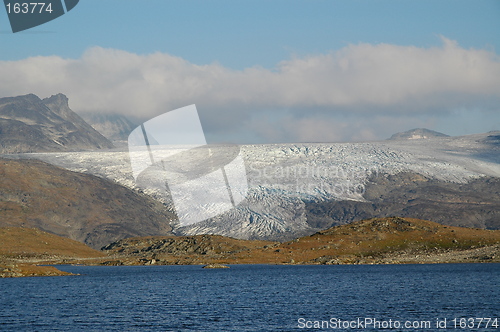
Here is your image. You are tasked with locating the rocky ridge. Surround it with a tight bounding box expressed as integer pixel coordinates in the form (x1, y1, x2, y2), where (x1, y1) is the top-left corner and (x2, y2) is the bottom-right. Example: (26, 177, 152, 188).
(101, 217, 500, 266)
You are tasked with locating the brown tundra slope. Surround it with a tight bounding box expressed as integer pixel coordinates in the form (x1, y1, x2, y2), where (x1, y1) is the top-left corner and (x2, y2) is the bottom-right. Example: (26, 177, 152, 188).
(0, 158, 174, 249)
(0, 227, 105, 277)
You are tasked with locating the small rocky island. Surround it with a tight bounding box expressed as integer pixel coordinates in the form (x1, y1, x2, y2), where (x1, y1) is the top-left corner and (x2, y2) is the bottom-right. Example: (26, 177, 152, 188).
(203, 263, 230, 269)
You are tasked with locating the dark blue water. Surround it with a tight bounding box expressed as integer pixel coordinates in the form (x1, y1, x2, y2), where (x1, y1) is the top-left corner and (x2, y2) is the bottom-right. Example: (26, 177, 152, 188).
(0, 264, 499, 331)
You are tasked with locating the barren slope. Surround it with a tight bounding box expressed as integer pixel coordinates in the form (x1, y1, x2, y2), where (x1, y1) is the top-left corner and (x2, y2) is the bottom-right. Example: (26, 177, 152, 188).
(0, 227, 104, 277)
(0, 158, 174, 249)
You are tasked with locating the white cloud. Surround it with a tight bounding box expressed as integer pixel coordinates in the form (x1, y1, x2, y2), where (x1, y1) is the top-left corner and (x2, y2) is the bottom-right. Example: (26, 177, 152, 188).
(0, 37, 499, 142)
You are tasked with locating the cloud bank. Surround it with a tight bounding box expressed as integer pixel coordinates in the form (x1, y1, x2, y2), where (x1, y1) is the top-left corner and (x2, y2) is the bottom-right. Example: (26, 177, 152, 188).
(1, 37, 499, 142)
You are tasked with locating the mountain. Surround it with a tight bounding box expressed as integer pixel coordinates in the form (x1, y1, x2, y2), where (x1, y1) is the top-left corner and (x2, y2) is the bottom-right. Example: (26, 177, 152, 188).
(388, 128, 449, 140)
(0, 158, 174, 249)
(305, 172, 500, 231)
(482, 131, 500, 146)
(101, 217, 500, 265)
(0, 93, 114, 153)
(9, 131, 500, 242)
(80, 113, 136, 144)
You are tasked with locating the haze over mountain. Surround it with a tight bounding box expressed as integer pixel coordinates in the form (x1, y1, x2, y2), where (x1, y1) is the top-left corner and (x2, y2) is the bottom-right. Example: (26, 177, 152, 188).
(80, 113, 136, 145)
(0, 93, 114, 153)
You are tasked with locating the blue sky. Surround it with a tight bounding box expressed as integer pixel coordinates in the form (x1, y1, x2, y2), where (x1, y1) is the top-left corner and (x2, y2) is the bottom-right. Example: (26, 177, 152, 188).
(2, 0, 499, 69)
(0, 0, 499, 143)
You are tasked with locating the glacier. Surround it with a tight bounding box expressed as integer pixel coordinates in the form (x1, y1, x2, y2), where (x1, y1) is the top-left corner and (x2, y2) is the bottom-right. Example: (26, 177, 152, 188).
(4, 132, 500, 240)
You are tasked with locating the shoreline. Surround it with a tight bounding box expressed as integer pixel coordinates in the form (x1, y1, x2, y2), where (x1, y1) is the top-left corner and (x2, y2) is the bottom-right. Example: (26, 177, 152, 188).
(3, 244, 499, 278)
(2, 218, 499, 278)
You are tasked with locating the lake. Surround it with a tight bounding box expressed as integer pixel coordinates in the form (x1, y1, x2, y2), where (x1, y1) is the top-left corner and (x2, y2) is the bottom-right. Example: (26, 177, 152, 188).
(1, 264, 499, 331)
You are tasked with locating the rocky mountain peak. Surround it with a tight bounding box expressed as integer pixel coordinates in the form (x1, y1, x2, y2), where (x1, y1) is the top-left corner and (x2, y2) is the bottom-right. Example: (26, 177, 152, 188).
(43, 93, 69, 108)
(20, 93, 41, 102)
(0, 93, 114, 153)
(388, 128, 449, 140)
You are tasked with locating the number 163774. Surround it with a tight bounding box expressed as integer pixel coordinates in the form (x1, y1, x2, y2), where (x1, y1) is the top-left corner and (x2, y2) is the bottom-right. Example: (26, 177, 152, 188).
(451, 318, 499, 329)
(5, 2, 54, 14)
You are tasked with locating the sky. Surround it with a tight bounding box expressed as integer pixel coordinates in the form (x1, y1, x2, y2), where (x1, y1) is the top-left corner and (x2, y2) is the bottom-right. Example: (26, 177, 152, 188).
(0, 0, 499, 143)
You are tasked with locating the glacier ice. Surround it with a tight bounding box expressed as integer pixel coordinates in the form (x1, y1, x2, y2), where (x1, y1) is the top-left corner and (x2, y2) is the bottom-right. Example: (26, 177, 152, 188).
(5, 133, 500, 240)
